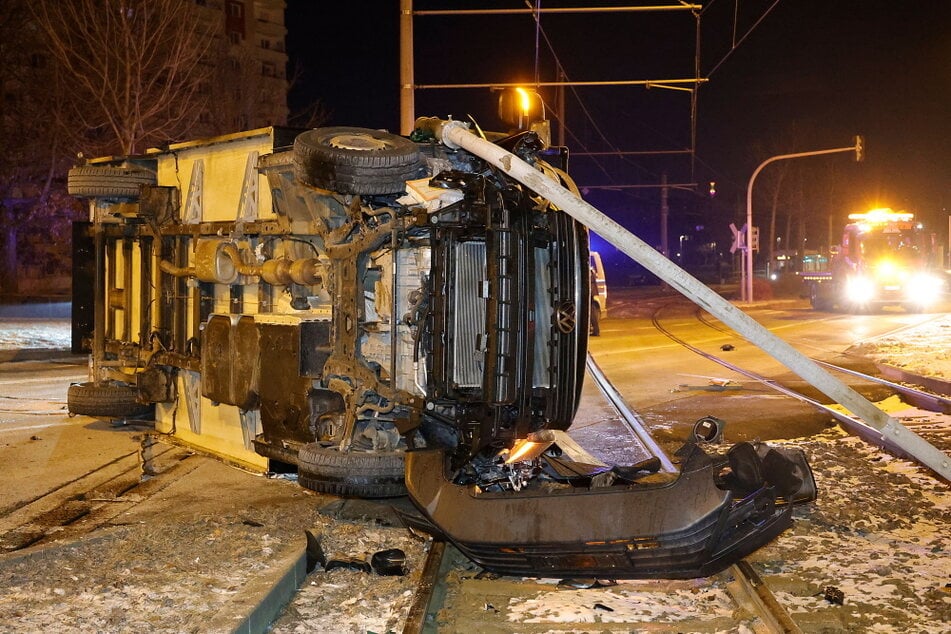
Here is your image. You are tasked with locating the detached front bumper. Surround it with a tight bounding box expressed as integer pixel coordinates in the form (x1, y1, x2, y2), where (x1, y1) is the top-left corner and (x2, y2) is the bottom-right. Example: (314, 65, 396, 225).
(404, 443, 815, 579)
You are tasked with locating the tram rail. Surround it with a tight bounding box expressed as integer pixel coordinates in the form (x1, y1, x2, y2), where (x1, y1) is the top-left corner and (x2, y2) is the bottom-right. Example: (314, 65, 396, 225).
(652, 302, 951, 470)
(0, 441, 194, 553)
(692, 304, 951, 408)
(670, 304, 951, 413)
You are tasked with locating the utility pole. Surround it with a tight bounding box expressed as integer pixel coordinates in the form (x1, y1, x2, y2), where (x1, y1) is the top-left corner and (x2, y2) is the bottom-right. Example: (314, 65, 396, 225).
(660, 173, 669, 258)
(556, 68, 566, 147)
(399, 0, 414, 135)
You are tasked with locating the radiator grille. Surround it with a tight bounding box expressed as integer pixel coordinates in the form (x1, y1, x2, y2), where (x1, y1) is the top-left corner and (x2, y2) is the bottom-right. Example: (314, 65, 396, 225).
(452, 242, 487, 388)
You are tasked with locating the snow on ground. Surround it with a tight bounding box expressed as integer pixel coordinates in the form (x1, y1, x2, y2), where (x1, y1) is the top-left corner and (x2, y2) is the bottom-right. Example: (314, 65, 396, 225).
(0, 319, 71, 351)
(852, 313, 951, 379)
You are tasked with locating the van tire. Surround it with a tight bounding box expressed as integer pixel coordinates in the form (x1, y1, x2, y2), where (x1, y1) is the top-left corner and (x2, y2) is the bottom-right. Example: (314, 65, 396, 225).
(67, 166, 156, 199)
(297, 443, 406, 498)
(294, 127, 424, 196)
(590, 301, 601, 336)
(67, 382, 152, 419)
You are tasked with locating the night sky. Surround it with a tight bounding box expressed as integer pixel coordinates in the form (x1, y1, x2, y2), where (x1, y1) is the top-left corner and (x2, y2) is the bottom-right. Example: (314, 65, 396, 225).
(285, 1, 949, 254)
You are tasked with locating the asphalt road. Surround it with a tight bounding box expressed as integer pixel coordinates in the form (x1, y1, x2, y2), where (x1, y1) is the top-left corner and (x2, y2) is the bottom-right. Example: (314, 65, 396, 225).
(0, 291, 942, 517)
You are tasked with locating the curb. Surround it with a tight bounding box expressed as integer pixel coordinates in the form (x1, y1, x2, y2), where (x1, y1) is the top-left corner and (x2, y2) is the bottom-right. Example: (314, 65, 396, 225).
(0, 350, 85, 364)
(874, 363, 951, 399)
(205, 542, 307, 634)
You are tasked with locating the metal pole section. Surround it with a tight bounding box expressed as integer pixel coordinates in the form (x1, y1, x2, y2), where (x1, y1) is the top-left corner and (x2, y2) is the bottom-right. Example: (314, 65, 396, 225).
(92, 203, 104, 382)
(746, 145, 860, 303)
(415, 78, 705, 90)
(556, 68, 565, 147)
(740, 244, 747, 302)
(586, 354, 677, 473)
(413, 5, 702, 16)
(660, 173, 669, 258)
(422, 118, 951, 482)
(399, 0, 415, 135)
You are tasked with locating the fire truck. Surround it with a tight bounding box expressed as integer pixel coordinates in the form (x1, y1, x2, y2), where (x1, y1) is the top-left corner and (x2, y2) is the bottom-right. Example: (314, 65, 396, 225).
(802, 208, 945, 312)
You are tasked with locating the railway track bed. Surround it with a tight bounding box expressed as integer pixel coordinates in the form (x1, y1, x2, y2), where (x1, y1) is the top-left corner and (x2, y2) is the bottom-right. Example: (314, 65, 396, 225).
(2, 386, 947, 632)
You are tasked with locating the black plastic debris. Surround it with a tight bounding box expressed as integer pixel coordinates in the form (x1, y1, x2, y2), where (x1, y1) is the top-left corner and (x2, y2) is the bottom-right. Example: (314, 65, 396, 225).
(305, 529, 327, 573)
(823, 586, 845, 605)
(593, 602, 614, 612)
(720, 344, 735, 351)
(693, 416, 725, 444)
(610, 457, 662, 482)
(558, 578, 618, 589)
(370, 548, 407, 576)
(306, 532, 408, 576)
(325, 556, 372, 574)
(405, 436, 817, 579)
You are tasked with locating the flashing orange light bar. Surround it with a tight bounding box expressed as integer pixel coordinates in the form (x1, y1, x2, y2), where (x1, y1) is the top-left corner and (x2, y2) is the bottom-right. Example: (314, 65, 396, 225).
(847, 208, 914, 223)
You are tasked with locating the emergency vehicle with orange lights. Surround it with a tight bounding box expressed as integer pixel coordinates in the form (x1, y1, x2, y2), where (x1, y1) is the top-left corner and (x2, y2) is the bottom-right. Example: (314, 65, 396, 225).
(802, 208, 945, 312)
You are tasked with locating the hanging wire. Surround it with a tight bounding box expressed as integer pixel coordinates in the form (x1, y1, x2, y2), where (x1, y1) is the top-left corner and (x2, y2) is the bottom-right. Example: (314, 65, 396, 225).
(703, 0, 783, 78)
(532, 0, 542, 86)
(523, 4, 673, 185)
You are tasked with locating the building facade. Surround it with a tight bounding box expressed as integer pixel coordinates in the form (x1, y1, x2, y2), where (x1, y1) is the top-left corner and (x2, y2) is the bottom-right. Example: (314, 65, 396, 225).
(196, 0, 289, 134)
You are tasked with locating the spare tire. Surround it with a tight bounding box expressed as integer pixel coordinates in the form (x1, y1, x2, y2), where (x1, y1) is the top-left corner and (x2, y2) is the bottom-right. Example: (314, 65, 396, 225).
(293, 127, 424, 196)
(67, 381, 153, 419)
(297, 442, 406, 498)
(68, 166, 156, 200)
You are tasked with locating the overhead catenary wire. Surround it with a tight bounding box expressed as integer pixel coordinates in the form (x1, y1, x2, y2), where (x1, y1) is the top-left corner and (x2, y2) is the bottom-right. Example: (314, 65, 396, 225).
(702, 0, 784, 79)
(521, 1, 677, 188)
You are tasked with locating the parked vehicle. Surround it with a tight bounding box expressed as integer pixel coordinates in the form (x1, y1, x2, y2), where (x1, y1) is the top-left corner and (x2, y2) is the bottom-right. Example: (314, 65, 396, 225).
(589, 251, 607, 336)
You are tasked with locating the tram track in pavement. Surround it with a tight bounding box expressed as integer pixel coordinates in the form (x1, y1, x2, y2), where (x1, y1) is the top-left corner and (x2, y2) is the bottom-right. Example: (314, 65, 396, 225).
(663, 303, 951, 413)
(0, 439, 198, 553)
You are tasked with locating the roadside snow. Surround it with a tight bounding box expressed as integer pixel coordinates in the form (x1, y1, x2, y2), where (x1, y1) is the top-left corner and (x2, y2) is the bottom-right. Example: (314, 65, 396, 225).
(0, 319, 71, 351)
(853, 314, 951, 379)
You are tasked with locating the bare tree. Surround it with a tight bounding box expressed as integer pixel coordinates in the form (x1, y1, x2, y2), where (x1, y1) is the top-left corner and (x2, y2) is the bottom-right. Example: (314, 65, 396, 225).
(31, 0, 219, 155)
(286, 60, 330, 130)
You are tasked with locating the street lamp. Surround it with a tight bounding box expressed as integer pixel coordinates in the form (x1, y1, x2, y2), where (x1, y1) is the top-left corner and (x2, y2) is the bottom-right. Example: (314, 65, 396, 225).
(744, 136, 864, 302)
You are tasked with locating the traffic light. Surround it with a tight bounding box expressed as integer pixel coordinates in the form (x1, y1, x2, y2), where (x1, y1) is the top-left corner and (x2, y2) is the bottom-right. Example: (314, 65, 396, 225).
(854, 135, 864, 162)
(750, 226, 760, 252)
(708, 181, 716, 197)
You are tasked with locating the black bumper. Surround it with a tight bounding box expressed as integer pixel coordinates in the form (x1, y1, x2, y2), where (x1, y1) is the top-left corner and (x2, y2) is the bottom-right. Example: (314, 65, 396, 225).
(405, 446, 806, 579)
